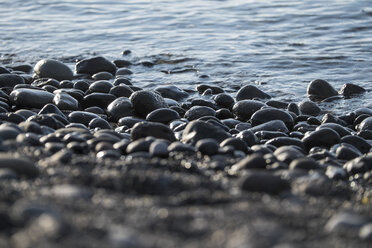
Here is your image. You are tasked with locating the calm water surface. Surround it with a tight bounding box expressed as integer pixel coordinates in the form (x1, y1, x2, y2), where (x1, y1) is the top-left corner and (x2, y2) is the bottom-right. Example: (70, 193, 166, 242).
(1, 0, 371, 113)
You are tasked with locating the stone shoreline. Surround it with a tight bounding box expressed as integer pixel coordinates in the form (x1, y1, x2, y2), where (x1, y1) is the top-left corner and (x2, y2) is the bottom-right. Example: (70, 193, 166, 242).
(0, 54, 371, 247)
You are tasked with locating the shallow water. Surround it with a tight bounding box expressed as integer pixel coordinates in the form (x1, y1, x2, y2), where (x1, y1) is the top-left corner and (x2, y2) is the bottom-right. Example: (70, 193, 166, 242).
(1, 0, 371, 114)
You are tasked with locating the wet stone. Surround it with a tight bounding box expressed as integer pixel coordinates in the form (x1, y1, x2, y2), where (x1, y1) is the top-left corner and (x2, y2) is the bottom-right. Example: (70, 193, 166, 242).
(341, 135, 371, 154)
(10, 88, 54, 109)
(107, 97, 133, 122)
(250, 120, 289, 133)
(287, 102, 300, 115)
(335, 143, 362, 160)
(357, 116, 372, 132)
(34, 59, 73, 81)
(214, 93, 235, 109)
(89, 117, 112, 130)
(109, 85, 134, 98)
(130, 90, 168, 117)
(131, 121, 176, 142)
(184, 106, 216, 121)
(195, 138, 220, 156)
(302, 128, 341, 150)
(343, 154, 372, 175)
(149, 140, 169, 158)
(68, 111, 101, 126)
(289, 157, 320, 171)
(146, 108, 180, 124)
(325, 212, 367, 234)
(236, 130, 259, 147)
(0, 74, 25, 88)
(265, 137, 305, 151)
(307, 79, 338, 101)
(236, 85, 271, 101)
(316, 123, 351, 137)
(75, 56, 116, 75)
(359, 223, 372, 241)
(251, 108, 294, 130)
(220, 137, 249, 154)
(232, 100, 267, 121)
(339, 83, 366, 97)
(53, 92, 78, 111)
(230, 153, 267, 173)
(88, 80, 113, 93)
(82, 93, 116, 109)
(274, 146, 305, 164)
(182, 120, 231, 145)
(92, 71, 114, 80)
(298, 101, 321, 116)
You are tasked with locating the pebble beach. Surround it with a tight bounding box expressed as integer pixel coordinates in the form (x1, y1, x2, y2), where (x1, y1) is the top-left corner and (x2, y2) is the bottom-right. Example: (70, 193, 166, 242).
(1, 0, 372, 247)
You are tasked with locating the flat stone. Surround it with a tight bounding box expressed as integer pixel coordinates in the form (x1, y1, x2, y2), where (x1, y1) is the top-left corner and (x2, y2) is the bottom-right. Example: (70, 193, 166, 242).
(266, 137, 305, 150)
(82, 93, 116, 109)
(0, 153, 39, 178)
(68, 111, 101, 126)
(34, 59, 73, 81)
(236, 85, 271, 101)
(307, 79, 338, 101)
(10, 88, 54, 109)
(316, 123, 351, 137)
(75, 56, 116, 75)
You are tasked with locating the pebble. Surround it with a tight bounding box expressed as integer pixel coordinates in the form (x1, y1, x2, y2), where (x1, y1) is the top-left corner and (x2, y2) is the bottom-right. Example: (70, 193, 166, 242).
(357, 116, 372, 132)
(109, 85, 134, 98)
(10, 88, 54, 109)
(232, 100, 267, 121)
(107, 97, 134, 121)
(236, 85, 271, 101)
(288, 102, 300, 115)
(220, 137, 249, 154)
(155, 85, 188, 101)
(335, 143, 362, 160)
(289, 157, 320, 170)
(195, 138, 220, 156)
(89, 117, 112, 129)
(274, 146, 305, 164)
(307, 79, 338, 101)
(146, 108, 180, 124)
(239, 170, 290, 194)
(131, 121, 176, 142)
(250, 120, 289, 133)
(68, 111, 101, 126)
(184, 106, 216, 121)
(0, 153, 39, 178)
(149, 140, 169, 158)
(343, 154, 372, 174)
(230, 154, 267, 173)
(339, 83, 366, 97)
(182, 120, 231, 145)
(75, 56, 116, 75)
(302, 127, 341, 150)
(236, 130, 259, 147)
(0, 74, 25, 88)
(325, 166, 347, 180)
(316, 123, 351, 137)
(129, 90, 168, 117)
(53, 92, 78, 110)
(214, 93, 235, 109)
(251, 108, 294, 129)
(298, 101, 321, 116)
(50, 184, 91, 200)
(341, 135, 371, 154)
(92, 71, 114, 80)
(33, 59, 73, 81)
(265, 137, 305, 151)
(88, 80, 113, 93)
(82, 93, 116, 109)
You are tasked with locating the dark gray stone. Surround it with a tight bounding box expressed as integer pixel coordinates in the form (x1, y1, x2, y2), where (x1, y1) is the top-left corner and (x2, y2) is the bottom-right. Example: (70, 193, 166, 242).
(214, 93, 235, 109)
(68, 111, 101, 126)
(358, 116, 372, 132)
(34, 59, 73, 81)
(250, 120, 289, 133)
(82, 93, 116, 109)
(232, 100, 267, 121)
(343, 154, 372, 174)
(251, 108, 294, 129)
(307, 79, 338, 101)
(182, 120, 231, 145)
(0, 74, 25, 88)
(339, 83, 366, 97)
(240, 170, 290, 194)
(302, 128, 341, 150)
(184, 106, 216, 121)
(155, 85, 188, 101)
(146, 108, 180, 124)
(341, 135, 371, 154)
(195, 138, 219, 156)
(75, 56, 116, 75)
(131, 121, 176, 142)
(236, 85, 271, 101)
(53, 92, 78, 111)
(289, 157, 320, 170)
(0, 153, 39, 178)
(10, 88, 54, 109)
(298, 101, 321, 116)
(109, 85, 134, 98)
(129, 90, 168, 117)
(107, 97, 133, 122)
